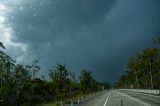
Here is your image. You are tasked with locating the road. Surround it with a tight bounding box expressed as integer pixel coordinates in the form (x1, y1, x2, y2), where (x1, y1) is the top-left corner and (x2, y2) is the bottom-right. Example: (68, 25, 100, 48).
(72, 90, 160, 106)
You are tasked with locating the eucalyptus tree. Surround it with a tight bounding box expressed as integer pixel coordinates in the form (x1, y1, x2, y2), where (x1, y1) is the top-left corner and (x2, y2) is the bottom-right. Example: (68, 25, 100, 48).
(127, 57, 143, 88)
(153, 37, 160, 88)
(69, 72, 76, 93)
(0, 42, 5, 49)
(49, 64, 70, 99)
(79, 70, 93, 93)
(117, 75, 128, 88)
(0, 42, 31, 105)
(25, 60, 40, 79)
(1, 44, 13, 104)
(138, 48, 159, 88)
(117, 47, 160, 89)
(0, 42, 16, 105)
(0, 42, 5, 102)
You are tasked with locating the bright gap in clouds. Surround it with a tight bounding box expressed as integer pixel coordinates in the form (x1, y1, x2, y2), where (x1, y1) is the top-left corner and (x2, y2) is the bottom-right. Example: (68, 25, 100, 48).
(0, 1, 28, 63)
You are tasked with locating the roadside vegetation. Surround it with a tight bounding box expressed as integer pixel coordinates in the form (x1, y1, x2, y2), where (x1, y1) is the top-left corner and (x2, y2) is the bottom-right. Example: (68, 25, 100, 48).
(0, 42, 110, 106)
(116, 37, 160, 89)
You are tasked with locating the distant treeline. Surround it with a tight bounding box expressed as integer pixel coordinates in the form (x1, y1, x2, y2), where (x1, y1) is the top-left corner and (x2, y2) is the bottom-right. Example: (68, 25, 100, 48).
(116, 37, 160, 89)
(0, 42, 110, 106)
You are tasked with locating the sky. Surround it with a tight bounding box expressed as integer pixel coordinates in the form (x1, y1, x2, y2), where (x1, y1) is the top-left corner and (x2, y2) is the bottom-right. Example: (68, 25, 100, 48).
(0, 0, 160, 83)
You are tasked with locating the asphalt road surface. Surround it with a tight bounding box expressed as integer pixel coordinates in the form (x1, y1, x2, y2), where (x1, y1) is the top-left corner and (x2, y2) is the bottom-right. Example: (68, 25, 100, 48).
(72, 90, 160, 106)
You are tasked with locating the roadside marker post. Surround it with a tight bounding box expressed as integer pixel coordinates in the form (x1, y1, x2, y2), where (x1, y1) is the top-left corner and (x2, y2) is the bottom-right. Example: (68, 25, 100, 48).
(70, 99, 73, 106)
(121, 99, 123, 106)
(82, 96, 84, 102)
(78, 98, 80, 104)
(60, 100, 63, 106)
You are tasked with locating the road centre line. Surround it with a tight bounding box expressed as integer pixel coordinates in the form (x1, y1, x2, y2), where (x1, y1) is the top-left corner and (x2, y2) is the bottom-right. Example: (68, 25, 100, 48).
(103, 91, 111, 106)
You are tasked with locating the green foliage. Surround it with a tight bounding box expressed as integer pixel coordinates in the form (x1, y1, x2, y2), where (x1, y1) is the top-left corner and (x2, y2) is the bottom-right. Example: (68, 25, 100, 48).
(79, 70, 91, 93)
(25, 60, 40, 79)
(0, 42, 110, 106)
(117, 48, 160, 89)
(49, 64, 70, 99)
(0, 42, 39, 105)
(0, 42, 5, 49)
(79, 70, 97, 93)
(49, 64, 69, 90)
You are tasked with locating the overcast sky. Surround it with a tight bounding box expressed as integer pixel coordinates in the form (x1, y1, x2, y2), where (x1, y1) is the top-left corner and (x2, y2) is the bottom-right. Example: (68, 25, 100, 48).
(0, 0, 160, 83)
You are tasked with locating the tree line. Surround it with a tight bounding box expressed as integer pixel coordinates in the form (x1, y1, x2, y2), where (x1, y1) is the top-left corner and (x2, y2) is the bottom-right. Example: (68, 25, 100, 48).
(116, 37, 160, 89)
(0, 42, 110, 106)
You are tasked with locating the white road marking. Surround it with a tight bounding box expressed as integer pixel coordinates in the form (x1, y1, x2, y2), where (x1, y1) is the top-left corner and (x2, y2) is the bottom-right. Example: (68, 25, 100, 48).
(124, 90, 160, 98)
(118, 91, 151, 106)
(103, 91, 111, 106)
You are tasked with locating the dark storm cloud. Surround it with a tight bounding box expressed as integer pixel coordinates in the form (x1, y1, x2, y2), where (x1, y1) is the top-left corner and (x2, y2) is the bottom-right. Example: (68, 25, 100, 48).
(10, 0, 117, 42)
(6, 0, 160, 83)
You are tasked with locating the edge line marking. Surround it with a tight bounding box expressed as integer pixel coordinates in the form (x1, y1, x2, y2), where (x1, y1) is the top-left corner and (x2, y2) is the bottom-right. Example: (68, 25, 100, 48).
(118, 91, 151, 106)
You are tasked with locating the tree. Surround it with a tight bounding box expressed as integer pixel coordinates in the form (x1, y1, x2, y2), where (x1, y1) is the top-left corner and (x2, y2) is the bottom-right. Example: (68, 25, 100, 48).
(25, 60, 40, 79)
(13, 64, 30, 105)
(117, 47, 160, 89)
(0, 45, 16, 105)
(138, 48, 159, 88)
(0, 42, 5, 49)
(79, 70, 93, 93)
(0, 42, 30, 105)
(49, 64, 69, 100)
(69, 72, 76, 93)
(127, 57, 143, 88)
